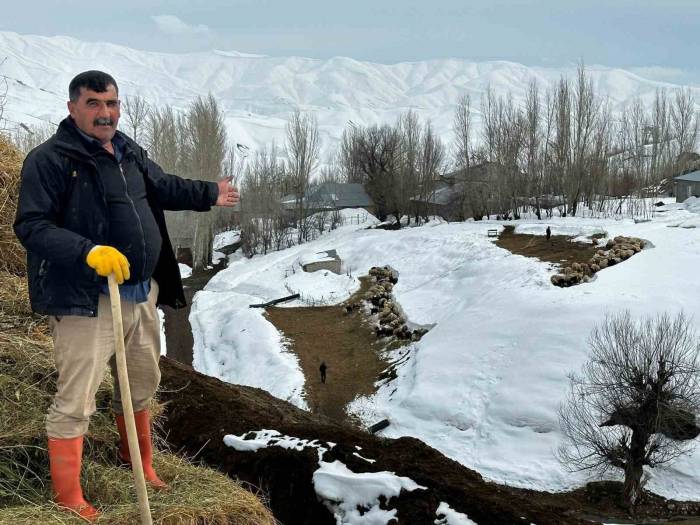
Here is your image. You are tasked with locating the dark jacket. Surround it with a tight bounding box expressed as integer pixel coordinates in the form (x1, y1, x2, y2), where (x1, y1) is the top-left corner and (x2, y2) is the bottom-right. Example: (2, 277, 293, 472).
(13, 117, 219, 317)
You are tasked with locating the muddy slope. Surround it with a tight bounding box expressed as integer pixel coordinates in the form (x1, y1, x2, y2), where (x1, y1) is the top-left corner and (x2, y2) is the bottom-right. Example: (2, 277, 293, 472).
(159, 357, 598, 525)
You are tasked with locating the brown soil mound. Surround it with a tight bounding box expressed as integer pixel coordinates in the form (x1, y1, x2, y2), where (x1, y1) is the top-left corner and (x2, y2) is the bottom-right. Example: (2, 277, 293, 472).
(158, 358, 700, 525)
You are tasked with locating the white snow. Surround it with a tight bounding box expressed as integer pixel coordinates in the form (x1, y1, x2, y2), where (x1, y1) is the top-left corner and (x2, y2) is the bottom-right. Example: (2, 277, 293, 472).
(353, 452, 377, 464)
(157, 307, 167, 356)
(179, 263, 192, 279)
(194, 200, 700, 501)
(284, 270, 359, 305)
(434, 503, 478, 525)
(213, 230, 240, 250)
(223, 429, 328, 455)
(191, 289, 308, 409)
(514, 224, 607, 238)
(224, 429, 425, 525)
(313, 460, 426, 525)
(299, 252, 337, 266)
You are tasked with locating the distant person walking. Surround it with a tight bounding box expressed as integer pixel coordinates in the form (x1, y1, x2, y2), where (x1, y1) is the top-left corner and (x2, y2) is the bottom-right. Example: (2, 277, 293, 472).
(320, 362, 328, 384)
(546, 226, 551, 241)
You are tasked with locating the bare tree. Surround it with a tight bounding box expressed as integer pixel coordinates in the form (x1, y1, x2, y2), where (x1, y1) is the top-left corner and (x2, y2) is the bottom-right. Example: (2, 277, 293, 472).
(11, 122, 56, 153)
(396, 110, 421, 224)
(354, 124, 401, 221)
(567, 64, 601, 216)
(671, 88, 700, 173)
(122, 95, 150, 143)
(558, 311, 700, 510)
(453, 93, 473, 175)
(523, 80, 545, 219)
(240, 143, 287, 256)
(416, 121, 444, 222)
(145, 105, 180, 172)
(286, 110, 320, 242)
(185, 95, 227, 270)
(450, 93, 474, 219)
(550, 77, 572, 215)
(339, 125, 364, 184)
(318, 157, 342, 185)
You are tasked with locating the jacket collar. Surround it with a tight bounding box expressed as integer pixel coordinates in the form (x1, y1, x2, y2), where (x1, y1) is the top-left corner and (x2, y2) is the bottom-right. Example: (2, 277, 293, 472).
(53, 117, 133, 163)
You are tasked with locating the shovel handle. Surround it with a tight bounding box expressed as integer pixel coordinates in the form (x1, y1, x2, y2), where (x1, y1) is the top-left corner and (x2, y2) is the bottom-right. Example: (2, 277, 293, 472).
(108, 273, 153, 525)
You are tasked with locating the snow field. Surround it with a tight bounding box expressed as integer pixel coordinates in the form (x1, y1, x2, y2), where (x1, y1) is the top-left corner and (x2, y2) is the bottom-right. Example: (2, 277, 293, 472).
(194, 202, 700, 501)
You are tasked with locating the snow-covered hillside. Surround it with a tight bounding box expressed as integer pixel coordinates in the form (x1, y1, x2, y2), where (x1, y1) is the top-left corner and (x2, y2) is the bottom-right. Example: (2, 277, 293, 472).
(192, 204, 700, 501)
(2, 31, 699, 161)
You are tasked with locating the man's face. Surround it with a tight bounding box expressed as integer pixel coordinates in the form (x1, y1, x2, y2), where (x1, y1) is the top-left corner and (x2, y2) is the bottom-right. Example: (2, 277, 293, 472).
(67, 85, 120, 144)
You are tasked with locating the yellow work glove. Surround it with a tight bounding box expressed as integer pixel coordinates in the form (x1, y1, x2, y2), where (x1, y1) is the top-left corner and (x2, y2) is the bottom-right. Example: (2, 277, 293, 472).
(86, 245, 130, 284)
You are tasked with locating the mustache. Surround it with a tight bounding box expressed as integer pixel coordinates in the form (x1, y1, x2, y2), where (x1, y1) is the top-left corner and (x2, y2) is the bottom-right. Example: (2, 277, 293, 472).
(93, 118, 114, 126)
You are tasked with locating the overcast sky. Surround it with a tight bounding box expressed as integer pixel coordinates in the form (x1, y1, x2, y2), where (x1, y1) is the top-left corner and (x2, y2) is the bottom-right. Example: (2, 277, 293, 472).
(3, 0, 699, 83)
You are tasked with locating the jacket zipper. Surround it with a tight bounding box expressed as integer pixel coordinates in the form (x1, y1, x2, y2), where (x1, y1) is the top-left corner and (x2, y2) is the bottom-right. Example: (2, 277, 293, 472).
(119, 162, 147, 280)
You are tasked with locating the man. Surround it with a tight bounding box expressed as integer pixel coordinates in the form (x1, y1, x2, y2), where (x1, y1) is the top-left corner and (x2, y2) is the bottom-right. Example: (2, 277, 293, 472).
(14, 70, 239, 521)
(320, 361, 328, 384)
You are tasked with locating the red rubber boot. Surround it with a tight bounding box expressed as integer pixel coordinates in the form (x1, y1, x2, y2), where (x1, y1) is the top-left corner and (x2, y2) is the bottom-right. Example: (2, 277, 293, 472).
(116, 410, 169, 490)
(47, 436, 100, 522)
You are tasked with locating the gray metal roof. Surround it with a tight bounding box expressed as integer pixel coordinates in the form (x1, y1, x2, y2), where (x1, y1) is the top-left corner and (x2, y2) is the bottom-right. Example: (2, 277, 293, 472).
(314, 183, 373, 208)
(283, 183, 372, 209)
(675, 170, 700, 182)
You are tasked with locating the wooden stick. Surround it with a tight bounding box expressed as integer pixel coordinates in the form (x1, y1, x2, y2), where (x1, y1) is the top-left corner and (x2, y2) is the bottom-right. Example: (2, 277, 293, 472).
(107, 274, 153, 525)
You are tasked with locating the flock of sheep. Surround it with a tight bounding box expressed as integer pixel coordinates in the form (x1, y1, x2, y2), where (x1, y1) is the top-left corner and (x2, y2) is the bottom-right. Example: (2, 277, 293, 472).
(551, 235, 647, 287)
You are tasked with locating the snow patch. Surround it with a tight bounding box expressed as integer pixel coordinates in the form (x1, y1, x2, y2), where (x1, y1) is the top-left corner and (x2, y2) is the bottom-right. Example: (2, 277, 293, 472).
(213, 229, 240, 250)
(314, 460, 426, 525)
(435, 502, 478, 525)
(179, 263, 192, 279)
(224, 429, 426, 525)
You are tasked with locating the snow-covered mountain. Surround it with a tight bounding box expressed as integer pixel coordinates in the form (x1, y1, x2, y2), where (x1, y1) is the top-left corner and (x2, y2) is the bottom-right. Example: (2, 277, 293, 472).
(2, 30, 699, 161)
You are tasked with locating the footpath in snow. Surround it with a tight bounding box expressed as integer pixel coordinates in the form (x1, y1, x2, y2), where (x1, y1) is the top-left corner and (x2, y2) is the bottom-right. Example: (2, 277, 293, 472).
(191, 202, 700, 501)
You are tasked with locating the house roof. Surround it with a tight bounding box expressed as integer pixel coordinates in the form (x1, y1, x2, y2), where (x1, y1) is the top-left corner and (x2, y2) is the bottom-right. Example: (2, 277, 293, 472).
(675, 170, 700, 183)
(282, 183, 373, 209)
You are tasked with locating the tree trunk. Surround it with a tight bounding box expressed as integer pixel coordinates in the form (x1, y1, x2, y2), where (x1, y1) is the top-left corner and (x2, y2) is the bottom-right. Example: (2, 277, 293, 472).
(623, 429, 647, 510)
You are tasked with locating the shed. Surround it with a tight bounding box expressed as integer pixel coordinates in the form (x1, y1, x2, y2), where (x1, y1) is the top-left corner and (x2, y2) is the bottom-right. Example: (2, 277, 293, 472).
(301, 249, 342, 274)
(675, 170, 700, 202)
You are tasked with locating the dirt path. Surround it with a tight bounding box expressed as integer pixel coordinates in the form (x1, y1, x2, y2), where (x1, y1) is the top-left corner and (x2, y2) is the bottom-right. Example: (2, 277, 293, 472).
(265, 279, 391, 423)
(162, 260, 226, 366)
(495, 225, 601, 266)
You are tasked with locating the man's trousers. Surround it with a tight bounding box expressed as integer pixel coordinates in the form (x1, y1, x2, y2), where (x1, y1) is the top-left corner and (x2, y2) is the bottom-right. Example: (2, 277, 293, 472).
(46, 280, 161, 438)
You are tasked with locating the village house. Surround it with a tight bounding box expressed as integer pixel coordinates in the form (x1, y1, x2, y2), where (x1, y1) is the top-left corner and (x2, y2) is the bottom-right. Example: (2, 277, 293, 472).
(411, 161, 502, 220)
(674, 169, 700, 202)
(281, 182, 375, 216)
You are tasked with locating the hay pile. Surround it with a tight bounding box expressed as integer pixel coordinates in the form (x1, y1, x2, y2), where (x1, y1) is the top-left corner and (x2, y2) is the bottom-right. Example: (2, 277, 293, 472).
(0, 136, 25, 275)
(0, 137, 276, 524)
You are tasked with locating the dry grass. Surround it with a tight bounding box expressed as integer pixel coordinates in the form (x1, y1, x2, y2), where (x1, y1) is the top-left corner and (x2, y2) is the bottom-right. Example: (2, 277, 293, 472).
(0, 136, 277, 524)
(0, 136, 25, 275)
(0, 274, 277, 524)
(0, 452, 276, 524)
